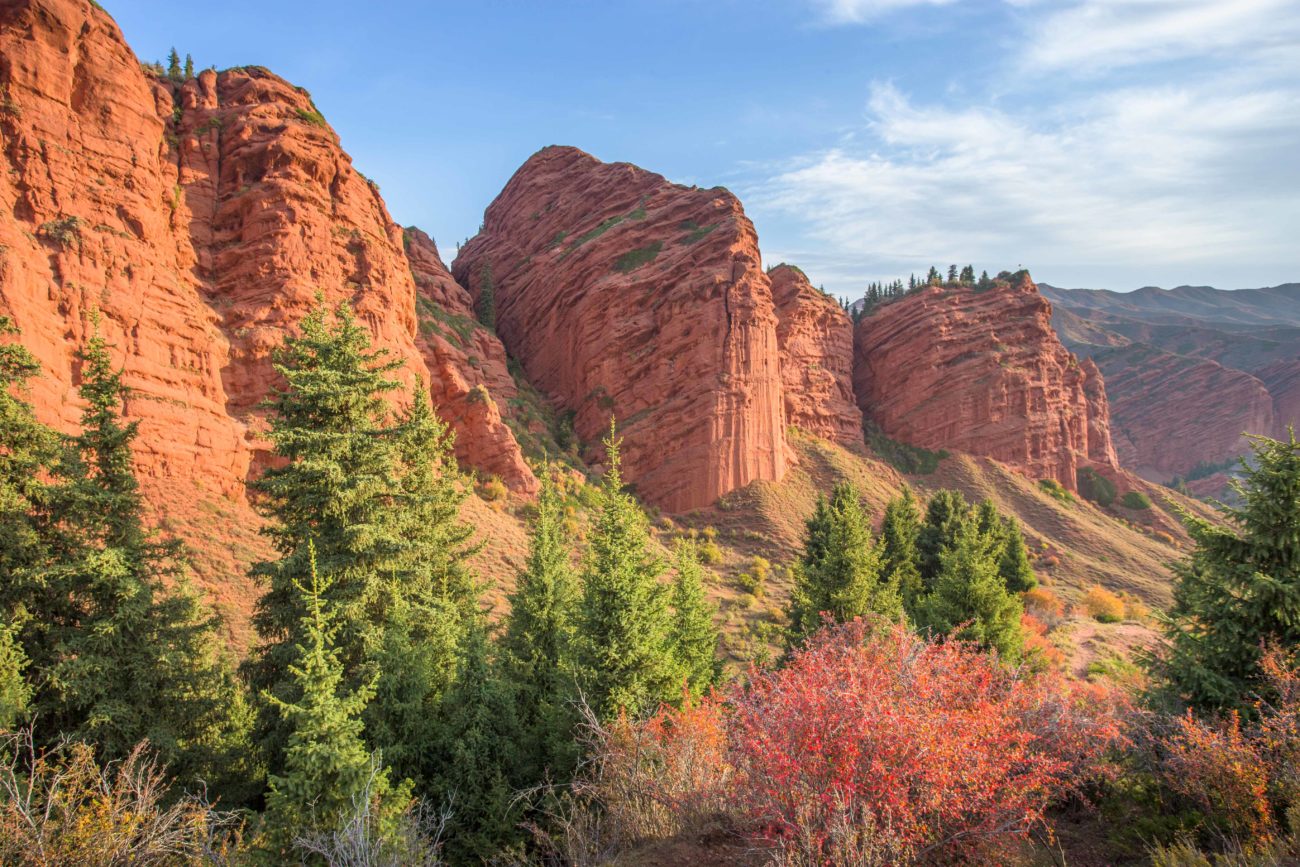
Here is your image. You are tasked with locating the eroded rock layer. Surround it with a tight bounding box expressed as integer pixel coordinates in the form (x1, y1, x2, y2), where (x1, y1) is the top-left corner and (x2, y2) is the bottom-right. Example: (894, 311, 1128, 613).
(769, 264, 862, 446)
(453, 146, 787, 512)
(0, 0, 535, 566)
(852, 275, 1118, 491)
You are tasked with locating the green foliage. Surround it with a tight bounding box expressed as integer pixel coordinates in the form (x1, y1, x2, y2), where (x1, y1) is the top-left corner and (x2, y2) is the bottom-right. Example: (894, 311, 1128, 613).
(245, 300, 477, 780)
(501, 472, 581, 783)
(262, 543, 409, 858)
(1152, 430, 1300, 712)
(668, 540, 721, 698)
(1038, 478, 1076, 504)
(788, 482, 903, 645)
(677, 219, 718, 244)
(37, 216, 83, 248)
(166, 47, 182, 82)
(916, 489, 971, 587)
(613, 240, 663, 273)
(0, 620, 29, 730)
(1078, 466, 1118, 507)
(1122, 490, 1153, 510)
(574, 420, 678, 719)
(475, 263, 496, 328)
(865, 422, 948, 474)
(879, 486, 923, 608)
(295, 106, 328, 127)
(996, 516, 1037, 593)
(916, 520, 1026, 661)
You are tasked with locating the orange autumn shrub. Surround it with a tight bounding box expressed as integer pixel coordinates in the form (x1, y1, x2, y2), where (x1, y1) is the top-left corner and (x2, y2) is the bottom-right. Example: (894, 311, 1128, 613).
(1083, 585, 1126, 622)
(1022, 612, 1066, 670)
(1024, 586, 1066, 625)
(1161, 710, 1273, 840)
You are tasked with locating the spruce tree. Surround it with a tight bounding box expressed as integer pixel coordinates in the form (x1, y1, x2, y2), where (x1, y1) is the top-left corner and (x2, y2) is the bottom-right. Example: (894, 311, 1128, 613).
(996, 516, 1036, 593)
(668, 540, 721, 697)
(917, 489, 971, 586)
(263, 543, 407, 858)
(1154, 431, 1300, 711)
(917, 521, 1025, 661)
(430, 624, 521, 863)
(788, 482, 902, 644)
(0, 619, 29, 730)
(575, 420, 677, 719)
(501, 470, 580, 783)
(45, 327, 252, 797)
(167, 48, 182, 81)
(880, 486, 923, 611)
(183, 53, 194, 79)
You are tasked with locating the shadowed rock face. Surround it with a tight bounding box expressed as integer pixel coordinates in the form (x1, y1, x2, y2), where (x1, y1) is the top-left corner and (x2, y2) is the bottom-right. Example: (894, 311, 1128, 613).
(852, 275, 1119, 491)
(769, 264, 863, 447)
(454, 145, 788, 512)
(0, 0, 535, 515)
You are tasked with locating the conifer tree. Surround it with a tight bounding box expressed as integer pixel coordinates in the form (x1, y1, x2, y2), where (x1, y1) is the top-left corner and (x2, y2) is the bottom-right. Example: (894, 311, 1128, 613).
(167, 48, 182, 81)
(668, 540, 721, 697)
(1154, 431, 1300, 711)
(183, 53, 194, 79)
(947, 264, 959, 284)
(917, 489, 971, 586)
(978, 270, 991, 290)
(789, 482, 902, 644)
(0, 619, 29, 730)
(880, 486, 923, 610)
(501, 470, 581, 783)
(246, 302, 476, 775)
(263, 543, 407, 857)
(960, 264, 975, 284)
(997, 517, 1036, 593)
(917, 521, 1025, 661)
(430, 624, 520, 863)
(44, 327, 252, 797)
(575, 420, 677, 719)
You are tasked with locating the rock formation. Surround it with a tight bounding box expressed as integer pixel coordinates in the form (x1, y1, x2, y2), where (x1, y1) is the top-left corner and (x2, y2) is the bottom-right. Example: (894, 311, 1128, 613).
(0, 0, 535, 591)
(453, 146, 787, 512)
(852, 275, 1119, 491)
(769, 264, 863, 447)
(1093, 345, 1274, 480)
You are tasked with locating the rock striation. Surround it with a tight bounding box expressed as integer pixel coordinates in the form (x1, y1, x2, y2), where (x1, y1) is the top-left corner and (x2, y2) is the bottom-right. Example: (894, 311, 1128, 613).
(769, 264, 863, 446)
(0, 0, 535, 571)
(453, 145, 787, 512)
(852, 275, 1119, 491)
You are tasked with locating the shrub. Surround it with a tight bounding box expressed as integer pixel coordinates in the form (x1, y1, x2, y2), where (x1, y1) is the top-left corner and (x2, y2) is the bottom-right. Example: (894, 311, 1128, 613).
(1161, 710, 1273, 841)
(1083, 585, 1126, 622)
(295, 106, 327, 127)
(865, 423, 947, 474)
(0, 734, 245, 865)
(37, 216, 83, 248)
(1078, 466, 1118, 507)
(1038, 478, 1075, 504)
(728, 619, 1125, 861)
(1023, 586, 1066, 625)
(612, 241, 662, 274)
(480, 475, 508, 505)
(1121, 490, 1152, 510)
(736, 557, 770, 598)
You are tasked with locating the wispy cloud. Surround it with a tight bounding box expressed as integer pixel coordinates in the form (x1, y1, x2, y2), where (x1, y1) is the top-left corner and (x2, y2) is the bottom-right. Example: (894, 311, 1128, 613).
(811, 0, 958, 25)
(761, 0, 1300, 291)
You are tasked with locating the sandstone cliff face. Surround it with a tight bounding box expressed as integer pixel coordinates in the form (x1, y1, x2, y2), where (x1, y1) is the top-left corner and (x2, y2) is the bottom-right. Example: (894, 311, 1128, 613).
(0, 0, 535, 589)
(852, 276, 1118, 491)
(453, 146, 787, 512)
(1094, 344, 1274, 480)
(769, 264, 863, 447)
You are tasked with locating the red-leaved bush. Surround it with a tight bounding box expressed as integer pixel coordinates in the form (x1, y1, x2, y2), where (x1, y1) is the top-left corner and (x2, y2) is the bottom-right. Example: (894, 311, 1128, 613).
(729, 619, 1126, 862)
(578, 618, 1128, 865)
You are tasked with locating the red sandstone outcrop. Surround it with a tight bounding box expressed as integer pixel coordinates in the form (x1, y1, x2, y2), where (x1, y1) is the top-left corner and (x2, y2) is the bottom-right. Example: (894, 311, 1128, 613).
(453, 146, 787, 512)
(0, 0, 534, 549)
(1094, 345, 1274, 480)
(769, 264, 863, 446)
(852, 275, 1118, 491)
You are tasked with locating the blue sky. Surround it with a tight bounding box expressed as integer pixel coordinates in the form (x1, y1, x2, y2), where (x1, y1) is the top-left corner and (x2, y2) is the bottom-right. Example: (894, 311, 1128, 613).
(105, 0, 1298, 298)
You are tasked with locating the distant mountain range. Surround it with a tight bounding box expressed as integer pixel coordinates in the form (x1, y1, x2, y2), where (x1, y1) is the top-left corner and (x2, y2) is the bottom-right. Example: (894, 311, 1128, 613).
(1041, 283, 1300, 489)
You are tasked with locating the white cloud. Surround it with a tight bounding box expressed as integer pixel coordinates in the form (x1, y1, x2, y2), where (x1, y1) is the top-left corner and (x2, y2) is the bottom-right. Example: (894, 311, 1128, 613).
(1024, 0, 1300, 73)
(812, 0, 958, 25)
(747, 78, 1300, 289)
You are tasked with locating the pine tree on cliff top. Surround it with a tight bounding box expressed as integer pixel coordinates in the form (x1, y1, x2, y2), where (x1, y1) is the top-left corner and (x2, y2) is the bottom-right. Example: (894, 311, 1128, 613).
(788, 481, 903, 645)
(575, 419, 677, 720)
(1154, 430, 1300, 712)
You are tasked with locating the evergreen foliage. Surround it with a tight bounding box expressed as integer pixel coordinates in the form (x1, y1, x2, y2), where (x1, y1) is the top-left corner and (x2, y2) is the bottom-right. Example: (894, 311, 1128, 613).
(574, 420, 677, 719)
(167, 48, 182, 81)
(0, 619, 29, 730)
(916, 521, 1026, 661)
(501, 470, 581, 783)
(668, 540, 721, 697)
(262, 542, 408, 858)
(788, 482, 903, 644)
(1153, 431, 1300, 712)
(916, 489, 971, 587)
(879, 486, 923, 608)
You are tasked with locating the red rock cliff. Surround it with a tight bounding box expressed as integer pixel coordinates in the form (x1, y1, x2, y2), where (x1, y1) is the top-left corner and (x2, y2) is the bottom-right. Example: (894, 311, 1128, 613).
(0, 0, 535, 565)
(453, 146, 787, 512)
(852, 275, 1118, 491)
(769, 264, 862, 446)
